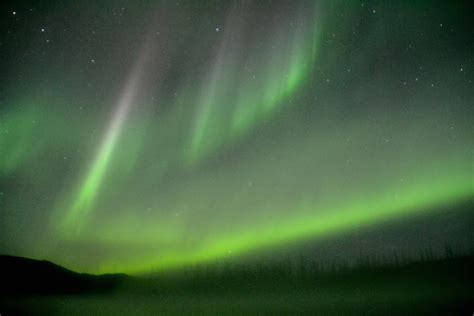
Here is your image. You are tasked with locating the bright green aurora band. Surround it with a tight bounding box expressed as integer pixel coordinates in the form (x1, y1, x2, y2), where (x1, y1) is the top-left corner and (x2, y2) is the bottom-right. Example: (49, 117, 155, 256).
(0, 1, 472, 274)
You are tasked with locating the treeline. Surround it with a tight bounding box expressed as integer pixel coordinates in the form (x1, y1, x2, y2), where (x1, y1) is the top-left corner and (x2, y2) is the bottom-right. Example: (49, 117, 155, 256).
(120, 246, 473, 294)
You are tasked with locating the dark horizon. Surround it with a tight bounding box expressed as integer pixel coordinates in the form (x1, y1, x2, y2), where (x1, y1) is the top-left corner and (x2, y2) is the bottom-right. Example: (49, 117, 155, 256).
(1, 251, 473, 314)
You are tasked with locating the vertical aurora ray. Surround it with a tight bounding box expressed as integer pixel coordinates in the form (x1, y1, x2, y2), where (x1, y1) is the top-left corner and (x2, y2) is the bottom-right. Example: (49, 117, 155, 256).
(232, 18, 317, 136)
(188, 4, 247, 163)
(188, 4, 321, 164)
(58, 47, 152, 234)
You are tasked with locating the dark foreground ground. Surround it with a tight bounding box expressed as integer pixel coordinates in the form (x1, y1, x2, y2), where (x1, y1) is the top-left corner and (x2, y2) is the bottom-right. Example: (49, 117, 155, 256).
(0, 254, 473, 315)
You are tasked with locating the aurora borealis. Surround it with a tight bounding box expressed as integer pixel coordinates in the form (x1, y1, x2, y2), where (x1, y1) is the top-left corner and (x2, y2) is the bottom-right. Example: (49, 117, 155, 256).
(0, 1, 473, 274)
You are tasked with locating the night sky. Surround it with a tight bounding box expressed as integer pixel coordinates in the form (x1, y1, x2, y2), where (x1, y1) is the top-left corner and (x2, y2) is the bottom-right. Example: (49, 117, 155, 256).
(0, 0, 473, 274)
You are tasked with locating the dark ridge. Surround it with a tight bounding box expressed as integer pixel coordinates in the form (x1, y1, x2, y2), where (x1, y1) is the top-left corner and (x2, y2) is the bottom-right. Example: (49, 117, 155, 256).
(0, 255, 127, 295)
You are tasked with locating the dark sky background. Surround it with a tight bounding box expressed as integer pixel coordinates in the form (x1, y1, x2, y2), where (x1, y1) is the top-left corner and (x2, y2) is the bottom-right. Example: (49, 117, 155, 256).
(0, 0, 473, 274)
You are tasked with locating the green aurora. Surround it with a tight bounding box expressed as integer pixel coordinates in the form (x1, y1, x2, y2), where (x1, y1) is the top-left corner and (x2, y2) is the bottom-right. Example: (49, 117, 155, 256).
(0, 1, 473, 274)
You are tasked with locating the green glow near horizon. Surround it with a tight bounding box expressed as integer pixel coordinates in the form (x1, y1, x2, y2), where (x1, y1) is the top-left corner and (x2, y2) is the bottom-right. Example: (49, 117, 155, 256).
(93, 155, 473, 274)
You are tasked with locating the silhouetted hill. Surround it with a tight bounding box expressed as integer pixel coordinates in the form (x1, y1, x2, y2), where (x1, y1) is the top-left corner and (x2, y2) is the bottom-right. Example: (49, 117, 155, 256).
(0, 255, 127, 295)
